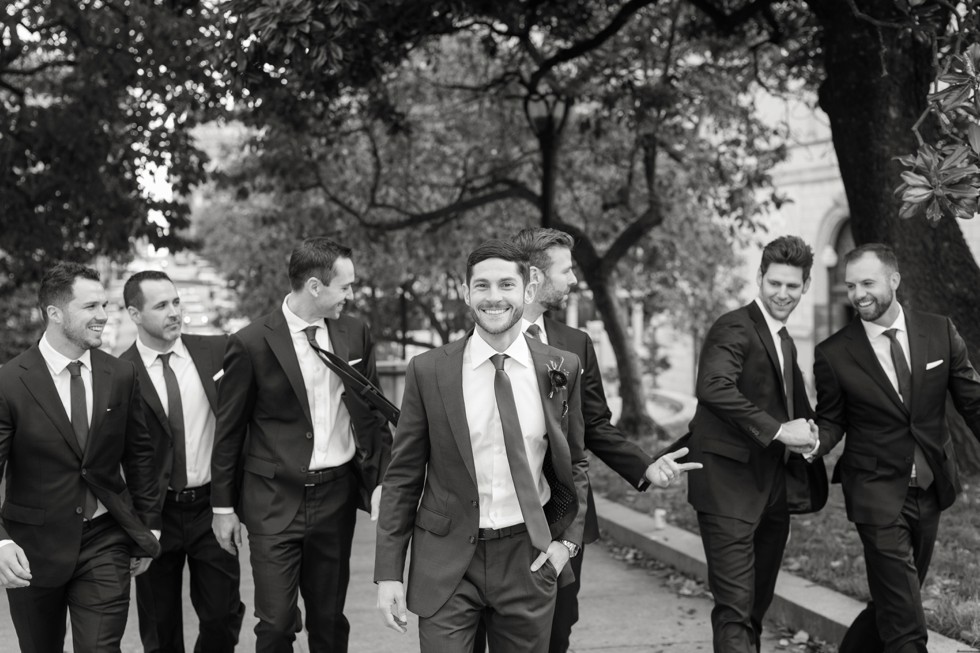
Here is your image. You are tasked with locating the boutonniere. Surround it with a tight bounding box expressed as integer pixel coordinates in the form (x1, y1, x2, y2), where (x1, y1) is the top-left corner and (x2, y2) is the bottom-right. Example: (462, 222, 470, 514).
(546, 357, 569, 399)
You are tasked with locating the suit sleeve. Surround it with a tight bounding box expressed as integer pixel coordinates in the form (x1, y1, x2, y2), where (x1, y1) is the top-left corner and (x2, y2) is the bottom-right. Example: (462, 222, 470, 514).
(813, 345, 846, 457)
(559, 355, 589, 547)
(944, 317, 980, 438)
(374, 357, 429, 582)
(578, 335, 654, 489)
(211, 332, 257, 510)
(122, 369, 163, 530)
(358, 322, 393, 484)
(696, 315, 782, 447)
(0, 380, 14, 541)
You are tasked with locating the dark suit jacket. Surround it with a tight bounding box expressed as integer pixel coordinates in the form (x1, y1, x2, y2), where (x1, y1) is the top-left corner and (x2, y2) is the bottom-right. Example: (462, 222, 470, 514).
(687, 301, 813, 522)
(544, 317, 653, 543)
(373, 333, 589, 618)
(814, 310, 980, 526)
(211, 310, 392, 535)
(120, 334, 226, 506)
(0, 346, 162, 586)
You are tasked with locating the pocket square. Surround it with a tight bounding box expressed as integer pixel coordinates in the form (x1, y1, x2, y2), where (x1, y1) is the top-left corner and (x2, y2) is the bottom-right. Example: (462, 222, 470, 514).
(926, 359, 944, 371)
(348, 358, 362, 366)
(213, 369, 225, 382)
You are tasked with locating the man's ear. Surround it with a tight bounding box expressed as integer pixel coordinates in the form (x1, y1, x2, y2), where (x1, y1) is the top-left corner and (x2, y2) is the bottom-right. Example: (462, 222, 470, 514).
(462, 282, 471, 307)
(126, 305, 141, 325)
(524, 280, 537, 305)
(529, 265, 544, 285)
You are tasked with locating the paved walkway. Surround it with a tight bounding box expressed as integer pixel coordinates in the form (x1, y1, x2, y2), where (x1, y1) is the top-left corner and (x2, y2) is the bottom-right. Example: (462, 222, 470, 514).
(0, 514, 785, 652)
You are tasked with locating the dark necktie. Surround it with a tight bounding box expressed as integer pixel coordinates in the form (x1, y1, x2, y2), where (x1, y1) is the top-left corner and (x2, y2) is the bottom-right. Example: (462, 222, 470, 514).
(303, 325, 320, 350)
(778, 327, 795, 420)
(159, 353, 187, 492)
(525, 323, 542, 340)
(883, 328, 933, 489)
(490, 353, 551, 552)
(67, 361, 98, 518)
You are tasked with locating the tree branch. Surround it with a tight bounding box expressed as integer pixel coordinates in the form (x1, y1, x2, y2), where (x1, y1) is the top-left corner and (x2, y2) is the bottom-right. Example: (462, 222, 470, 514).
(685, 0, 777, 33)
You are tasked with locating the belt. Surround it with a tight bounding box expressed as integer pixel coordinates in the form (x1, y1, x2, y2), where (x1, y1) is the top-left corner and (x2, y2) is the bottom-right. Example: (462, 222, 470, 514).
(167, 484, 210, 504)
(304, 463, 352, 487)
(477, 523, 528, 541)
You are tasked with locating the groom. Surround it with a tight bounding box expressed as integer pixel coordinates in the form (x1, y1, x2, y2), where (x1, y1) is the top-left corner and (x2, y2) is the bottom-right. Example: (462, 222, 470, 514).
(375, 239, 589, 652)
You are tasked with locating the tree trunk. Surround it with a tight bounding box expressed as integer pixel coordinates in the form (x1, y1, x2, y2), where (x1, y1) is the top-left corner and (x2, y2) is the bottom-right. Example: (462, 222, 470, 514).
(812, 0, 980, 472)
(576, 263, 659, 437)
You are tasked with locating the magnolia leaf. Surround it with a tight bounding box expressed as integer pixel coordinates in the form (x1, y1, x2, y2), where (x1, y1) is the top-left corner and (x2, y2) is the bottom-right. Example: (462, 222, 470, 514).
(926, 199, 943, 223)
(899, 200, 924, 220)
(968, 124, 980, 156)
(900, 170, 931, 187)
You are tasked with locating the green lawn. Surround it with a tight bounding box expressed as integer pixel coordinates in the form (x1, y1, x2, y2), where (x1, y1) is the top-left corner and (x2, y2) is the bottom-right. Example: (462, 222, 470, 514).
(589, 436, 980, 646)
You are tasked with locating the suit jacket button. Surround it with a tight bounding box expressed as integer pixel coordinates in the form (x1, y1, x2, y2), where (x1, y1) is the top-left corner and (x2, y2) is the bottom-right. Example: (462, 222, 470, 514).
(306, 432, 313, 440)
(300, 466, 308, 473)
(81, 468, 87, 476)
(75, 507, 83, 515)
(471, 500, 478, 507)
(469, 536, 476, 544)
(905, 457, 912, 463)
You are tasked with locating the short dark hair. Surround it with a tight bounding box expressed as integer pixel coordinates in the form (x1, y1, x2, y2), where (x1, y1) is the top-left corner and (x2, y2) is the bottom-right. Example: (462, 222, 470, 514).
(466, 240, 530, 285)
(288, 237, 353, 291)
(38, 262, 101, 324)
(760, 236, 814, 282)
(843, 242, 899, 273)
(123, 270, 173, 309)
(512, 228, 575, 272)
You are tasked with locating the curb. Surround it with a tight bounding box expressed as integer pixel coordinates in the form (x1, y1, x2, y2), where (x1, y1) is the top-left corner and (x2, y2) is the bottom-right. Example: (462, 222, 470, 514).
(594, 495, 969, 652)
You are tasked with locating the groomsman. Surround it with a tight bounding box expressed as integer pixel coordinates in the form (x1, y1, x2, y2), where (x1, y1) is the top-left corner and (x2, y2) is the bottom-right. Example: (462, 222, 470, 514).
(512, 227, 700, 652)
(212, 237, 392, 652)
(813, 244, 980, 652)
(121, 271, 244, 653)
(376, 240, 589, 652)
(687, 236, 819, 652)
(0, 262, 161, 651)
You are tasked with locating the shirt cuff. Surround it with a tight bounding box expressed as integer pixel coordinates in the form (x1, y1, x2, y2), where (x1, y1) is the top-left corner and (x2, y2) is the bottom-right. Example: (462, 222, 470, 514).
(773, 426, 784, 441)
(151, 530, 161, 541)
(0, 540, 13, 549)
(212, 507, 235, 515)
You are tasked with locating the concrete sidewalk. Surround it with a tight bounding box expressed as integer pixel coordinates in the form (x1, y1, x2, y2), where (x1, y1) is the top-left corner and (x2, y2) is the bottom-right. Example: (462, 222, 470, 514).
(0, 512, 786, 652)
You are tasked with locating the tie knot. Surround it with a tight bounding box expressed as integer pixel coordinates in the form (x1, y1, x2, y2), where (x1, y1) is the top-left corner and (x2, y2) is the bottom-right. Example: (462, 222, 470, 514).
(67, 361, 83, 377)
(778, 326, 790, 341)
(303, 326, 319, 344)
(525, 324, 542, 340)
(490, 353, 508, 371)
(883, 328, 899, 342)
(158, 352, 173, 368)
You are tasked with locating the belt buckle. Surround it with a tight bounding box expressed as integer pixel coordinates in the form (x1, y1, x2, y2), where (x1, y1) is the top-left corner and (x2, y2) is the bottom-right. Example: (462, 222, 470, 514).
(174, 488, 196, 503)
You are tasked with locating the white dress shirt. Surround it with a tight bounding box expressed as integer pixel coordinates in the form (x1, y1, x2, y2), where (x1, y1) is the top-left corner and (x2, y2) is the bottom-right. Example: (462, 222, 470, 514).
(860, 304, 911, 401)
(136, 336, 215, 488)
(38, 333, 106, 519)
(282, 297, 354, 470)
(462, 332, 549, 529)
(754, 297, 788, 378)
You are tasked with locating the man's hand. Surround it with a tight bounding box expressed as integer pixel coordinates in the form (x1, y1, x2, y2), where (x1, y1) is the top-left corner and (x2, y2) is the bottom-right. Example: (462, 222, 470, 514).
(645, 447, 703, 488)
(377, 580, 408, 633)
(0, 543, 31, 588)
(530, 541, 570, 577)
(370, 486, 382, 522)
(786, 420, 820, 455)
(778, 418, 817, 448)
(130, 557, 152, 576)
(212, 512, 242, 556)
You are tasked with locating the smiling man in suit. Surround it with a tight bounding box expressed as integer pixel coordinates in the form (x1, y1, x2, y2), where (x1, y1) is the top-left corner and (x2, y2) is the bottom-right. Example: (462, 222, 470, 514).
(509, 227, 701, 653)
(813, 243, 980, 653)
(211, 237, 392, 653)
(120, 271, 244, 653)
(0, 261, 161, 652)
(376, 239, 589, 652)
(687, 235, 819, 653)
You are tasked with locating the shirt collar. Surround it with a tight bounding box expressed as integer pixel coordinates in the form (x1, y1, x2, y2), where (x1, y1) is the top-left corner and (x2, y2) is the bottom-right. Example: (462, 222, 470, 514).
(753, 297, 786, 337)
(282, 295, 323, 334)
(38, 332, 92, 375)
(861, 303, 907, 340)
(468, 330, 533, 371)
(135, 335, 187, 368)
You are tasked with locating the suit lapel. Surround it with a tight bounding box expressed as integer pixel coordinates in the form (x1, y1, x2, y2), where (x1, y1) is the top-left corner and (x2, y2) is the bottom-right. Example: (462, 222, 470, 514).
(437, 336, 478, 488)
(183, 335, 218, 413)
(125, 344, 173, 439)
(87, 350, 113, 452)
(18, 347, 82, 458)
(264, 310, 313, 428)
(844, 319, 908, 415)
(543, 316, 565, 351)
(905, 310, 929, 412)
(325, 318, 350, 363)
(527, 336, 574, 489)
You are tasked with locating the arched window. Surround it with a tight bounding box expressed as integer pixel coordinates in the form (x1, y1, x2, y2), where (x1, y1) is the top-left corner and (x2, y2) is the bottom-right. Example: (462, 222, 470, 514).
(827, 220, 855, 335)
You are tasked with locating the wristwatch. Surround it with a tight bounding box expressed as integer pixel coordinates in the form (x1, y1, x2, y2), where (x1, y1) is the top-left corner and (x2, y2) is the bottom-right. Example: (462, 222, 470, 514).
(559, 539, 580, 558)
